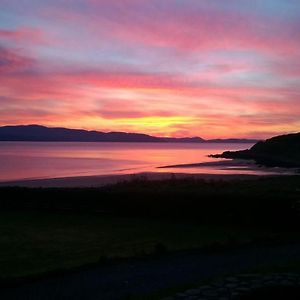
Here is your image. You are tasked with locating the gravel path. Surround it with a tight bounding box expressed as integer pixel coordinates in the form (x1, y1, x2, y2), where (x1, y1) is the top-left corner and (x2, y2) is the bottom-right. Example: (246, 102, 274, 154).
(164, 273, 300, 300)
(1, 244, 300, 300)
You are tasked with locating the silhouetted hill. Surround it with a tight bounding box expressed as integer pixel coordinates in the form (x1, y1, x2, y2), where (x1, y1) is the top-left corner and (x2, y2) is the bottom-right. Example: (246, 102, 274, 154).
(0, 125, 256, 143)
(210, 132, 300, 167)
(0, 125, 204, 143)
(0, 125, 162, 142)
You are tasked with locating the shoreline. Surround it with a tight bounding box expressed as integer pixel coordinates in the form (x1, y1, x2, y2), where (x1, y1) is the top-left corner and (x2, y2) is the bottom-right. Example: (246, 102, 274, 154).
(1, 157, 298, 188)
(0, 172, 264, 188)
(159, 158, 299, 173)
(1, 159, 297, 188)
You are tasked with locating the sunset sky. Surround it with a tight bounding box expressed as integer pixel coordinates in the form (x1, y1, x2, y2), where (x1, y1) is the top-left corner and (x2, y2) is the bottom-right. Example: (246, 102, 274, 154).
(1, 0, 300, 139)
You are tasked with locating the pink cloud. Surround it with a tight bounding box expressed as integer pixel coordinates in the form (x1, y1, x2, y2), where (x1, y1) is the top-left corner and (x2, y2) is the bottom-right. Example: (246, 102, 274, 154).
(49, 5, 300, 57)
(1, 59, 299, 105)
(0, 46, 34, 73)
(0, 27, 50, 45)
(268, 59, 300, 77)
(94, 101, 176, 119)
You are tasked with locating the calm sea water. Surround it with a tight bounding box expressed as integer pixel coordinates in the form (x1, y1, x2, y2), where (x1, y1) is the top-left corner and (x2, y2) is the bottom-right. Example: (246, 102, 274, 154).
(0, 142, 259, 181)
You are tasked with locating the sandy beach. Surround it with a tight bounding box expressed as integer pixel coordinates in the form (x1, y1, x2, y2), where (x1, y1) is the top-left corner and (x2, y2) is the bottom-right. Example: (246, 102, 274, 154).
(0, 157, 297, 188)
(0, 171, 264, 188)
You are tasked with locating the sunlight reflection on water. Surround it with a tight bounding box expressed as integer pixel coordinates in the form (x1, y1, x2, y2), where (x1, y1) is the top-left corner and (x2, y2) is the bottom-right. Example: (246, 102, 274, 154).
(0, 141, 282, 181)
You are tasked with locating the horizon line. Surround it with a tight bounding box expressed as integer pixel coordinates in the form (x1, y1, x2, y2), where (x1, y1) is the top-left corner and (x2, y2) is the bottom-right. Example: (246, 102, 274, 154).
(0, 123, 272, 141)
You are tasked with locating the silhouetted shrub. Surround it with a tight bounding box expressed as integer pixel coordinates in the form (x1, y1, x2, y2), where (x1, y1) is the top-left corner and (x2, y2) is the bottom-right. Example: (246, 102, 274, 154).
(152, 242, 167, 256)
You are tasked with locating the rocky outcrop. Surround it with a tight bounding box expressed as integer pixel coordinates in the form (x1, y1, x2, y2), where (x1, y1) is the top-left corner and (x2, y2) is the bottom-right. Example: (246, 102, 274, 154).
(210, 132, 300, 168)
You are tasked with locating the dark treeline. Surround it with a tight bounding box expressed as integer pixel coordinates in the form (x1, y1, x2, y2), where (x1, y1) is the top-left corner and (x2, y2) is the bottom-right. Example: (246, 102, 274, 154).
(1, 176, 300, 230)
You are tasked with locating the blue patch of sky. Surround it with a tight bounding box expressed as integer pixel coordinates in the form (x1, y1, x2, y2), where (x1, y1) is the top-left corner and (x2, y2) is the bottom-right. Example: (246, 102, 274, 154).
(219, 69, 291, 89)
(173, 0, 300, 19)
(0, 10, 26, 29)
(2, 0, 300, 20)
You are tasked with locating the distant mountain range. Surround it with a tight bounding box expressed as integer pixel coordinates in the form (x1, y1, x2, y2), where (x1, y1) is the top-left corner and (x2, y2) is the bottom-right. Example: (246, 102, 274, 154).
(0, 125, 258, 143)
(210, 132, 300, 167)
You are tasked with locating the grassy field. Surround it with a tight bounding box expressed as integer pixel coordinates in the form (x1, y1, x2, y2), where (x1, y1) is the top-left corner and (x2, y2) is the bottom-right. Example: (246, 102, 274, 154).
(0, 210, 270, 280)
(1, 176, 300, 280)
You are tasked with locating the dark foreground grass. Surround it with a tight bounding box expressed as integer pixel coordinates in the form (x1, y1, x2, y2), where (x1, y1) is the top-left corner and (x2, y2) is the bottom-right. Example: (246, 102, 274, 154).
(0, 176, 299, 281)
(1, 176, 300, 223)
(237, 286, 300, 300)
(0, 211, 269, 280)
